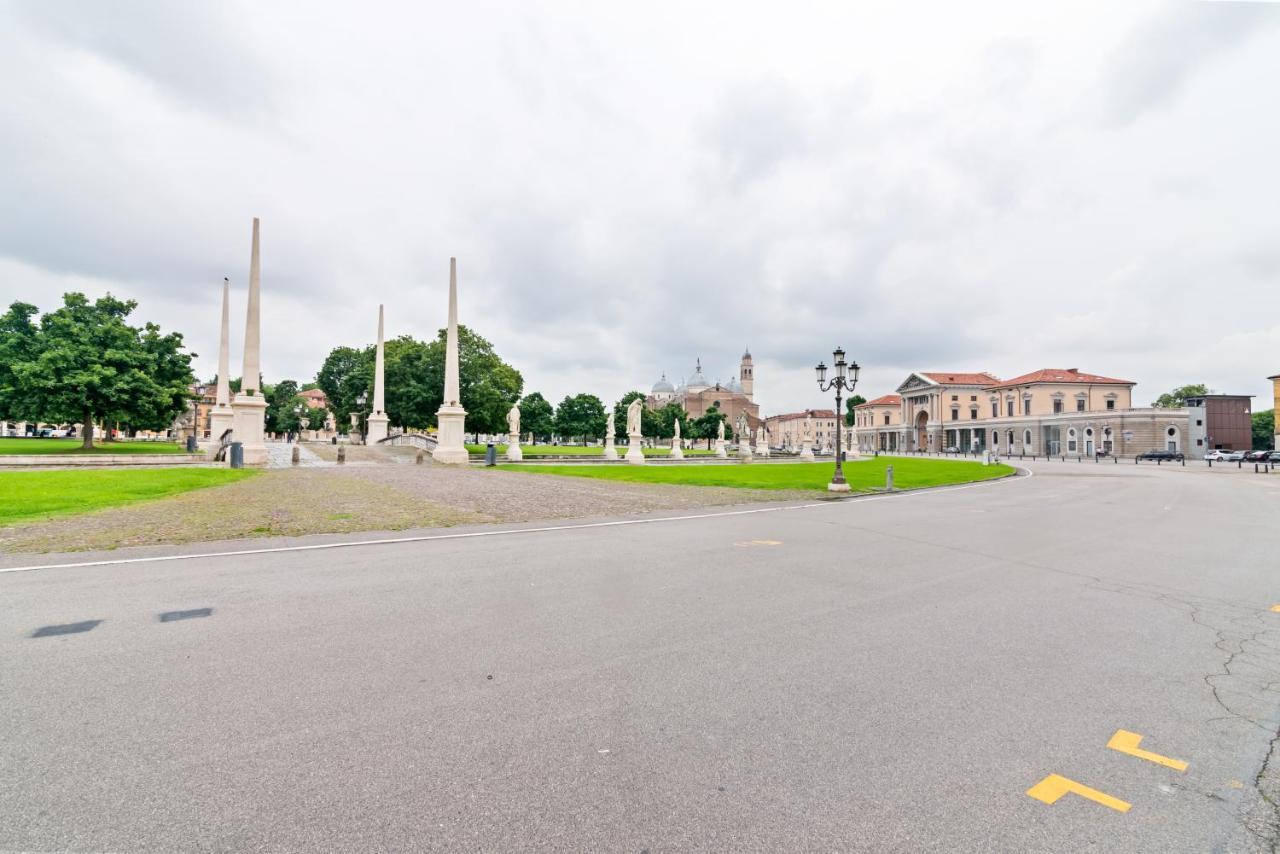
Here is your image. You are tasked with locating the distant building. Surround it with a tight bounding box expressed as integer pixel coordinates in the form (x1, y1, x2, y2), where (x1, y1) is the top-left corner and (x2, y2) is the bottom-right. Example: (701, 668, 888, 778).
(646, 350, 761, 432)
(1185, 395, 1253, 451)
(854, 368, 1199, 457)
(764, 409, 839, 452)
(1271, 373, 1280, 450)
(299, 388, 329, 410)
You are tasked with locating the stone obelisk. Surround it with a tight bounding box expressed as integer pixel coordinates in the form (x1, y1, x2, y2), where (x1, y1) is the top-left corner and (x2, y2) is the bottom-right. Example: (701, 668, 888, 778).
(365, 304, 389, 444)
(207, 277, 236, 447)
(231, 218, 268, 465)
(432, 258, 469, 464)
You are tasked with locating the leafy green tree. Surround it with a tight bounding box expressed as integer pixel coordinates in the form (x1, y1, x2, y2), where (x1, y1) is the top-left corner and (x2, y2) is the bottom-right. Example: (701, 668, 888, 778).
(0, 302, 39, 421)
(10, 293, 195, 450)
(519, 391, 555, 442)
(1254, 410, 1275, 450)
(691, 405, 727, 449)
(305, 405, 330, 431)
(613, 391, 661, 439)
(266, 380, 300, 434)
(1152, 383, 1210, 408)
(653, 402, 688, 440)
(317, 345, 374, 432)
(844, 394, 866, 426)
(555, 393, 607, 444)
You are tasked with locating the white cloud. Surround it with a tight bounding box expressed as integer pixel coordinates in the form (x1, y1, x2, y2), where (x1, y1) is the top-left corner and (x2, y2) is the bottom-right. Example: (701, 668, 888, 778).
(1, 0, 1277, 413)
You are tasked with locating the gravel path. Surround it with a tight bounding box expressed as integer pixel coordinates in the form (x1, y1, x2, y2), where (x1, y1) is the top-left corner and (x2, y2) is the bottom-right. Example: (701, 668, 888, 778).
(0, 462, 809, 553)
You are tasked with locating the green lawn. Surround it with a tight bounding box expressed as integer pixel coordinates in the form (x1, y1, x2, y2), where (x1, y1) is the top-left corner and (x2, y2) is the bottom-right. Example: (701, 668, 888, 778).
(496, 457, 1015, 492)
(467, 444, 717, 457)
(0, 438, 189, 455)
(0, 468, 261, 525)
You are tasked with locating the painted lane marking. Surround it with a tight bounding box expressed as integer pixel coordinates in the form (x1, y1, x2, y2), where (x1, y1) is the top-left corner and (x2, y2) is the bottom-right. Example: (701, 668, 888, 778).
(0, 466, 1032, 575)
(735, 539, 783, 547)
(1026, 774, 1131, 813)
(1106, 730, 1188, 771)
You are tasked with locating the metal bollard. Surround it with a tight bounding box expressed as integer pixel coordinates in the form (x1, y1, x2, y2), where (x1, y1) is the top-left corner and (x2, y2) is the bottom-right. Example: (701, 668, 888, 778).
(229, 441, 244, 469)
(1255, 463, 1260, 473)
(1157, 458, 1161, 465)
(186, 435, 198, 453)
(886, 464, 894, 492)
(337, 446, 346, 464)
(1078, 456, 1082, 463)
(291, 446, 300, 465)
(485, 443, 497, 467)
(416, 449, 424, 464)
(1208, 459, 1212, 468)
(1238, 460, 1242, 469)
(1180, 457, 1184, 466)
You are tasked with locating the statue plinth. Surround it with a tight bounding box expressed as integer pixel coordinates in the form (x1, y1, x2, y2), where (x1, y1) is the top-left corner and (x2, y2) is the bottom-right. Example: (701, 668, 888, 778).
(625, 433, 645, 464)
(366, 412, 389, 445)
(800, 446, 815, 461)
(670, 439, 684, 460)
(714, 439, 728, 458)
(737, 439, 753, 463)
(432, 404, 469, 465)
(506, 433, 523, 461)
(230, 392, 268, 466)
(603, 435, 618, 460)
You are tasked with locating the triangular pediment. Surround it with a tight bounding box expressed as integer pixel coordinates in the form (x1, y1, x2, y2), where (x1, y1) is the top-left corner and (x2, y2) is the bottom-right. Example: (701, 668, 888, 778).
(896, 373, 938, 394)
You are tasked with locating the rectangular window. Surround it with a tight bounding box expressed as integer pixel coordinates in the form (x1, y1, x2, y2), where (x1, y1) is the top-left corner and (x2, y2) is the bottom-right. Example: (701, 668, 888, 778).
(1068, 439, 1077, 452)
(1007, 401, 1014, 417)
(1196, 419, 1203, 426)
(951, 395, 958, 402)
(951, 408, 959, 421)
(1053, 400, 1063, 414)
(970, 409, 977, 420)
(1106, 400, 1115, 410)
(970, 396, 977, 402)
(991, 403, 998, 417)
(883, 414, 889, 425)
(1022, 398, 1031, 415)
(1076, 399, 1085, 412)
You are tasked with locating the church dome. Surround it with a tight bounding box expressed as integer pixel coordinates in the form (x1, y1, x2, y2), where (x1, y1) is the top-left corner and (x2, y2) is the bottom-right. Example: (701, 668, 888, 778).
(686, 358, 708, 390)
(727, 377, 743, 393)
(652, 373, 675, 394)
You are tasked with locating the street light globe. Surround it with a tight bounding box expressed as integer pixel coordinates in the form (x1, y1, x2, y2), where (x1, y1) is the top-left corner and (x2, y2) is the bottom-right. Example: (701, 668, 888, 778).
(815, 361, 828, 384)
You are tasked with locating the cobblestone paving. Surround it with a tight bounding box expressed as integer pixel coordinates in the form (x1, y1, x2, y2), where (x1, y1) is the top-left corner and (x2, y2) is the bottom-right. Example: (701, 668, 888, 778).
(0, 462, 806, 553)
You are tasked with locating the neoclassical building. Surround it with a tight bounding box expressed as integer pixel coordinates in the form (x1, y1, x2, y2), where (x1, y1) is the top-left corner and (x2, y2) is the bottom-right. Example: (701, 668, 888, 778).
(854, 368, 1192, 457)
(764, 409, 839, 452)
(647, 350, 761, 431)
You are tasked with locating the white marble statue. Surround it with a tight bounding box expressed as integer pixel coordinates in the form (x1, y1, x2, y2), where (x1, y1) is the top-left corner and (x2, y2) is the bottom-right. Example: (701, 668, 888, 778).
(604, 411, 618, 460)
(717, 419, 725, 442)
(627, 398, 643, 436)
(673, 419, 682, 441)
(670, 417, 684, 460)
(507, 404, 520, 435)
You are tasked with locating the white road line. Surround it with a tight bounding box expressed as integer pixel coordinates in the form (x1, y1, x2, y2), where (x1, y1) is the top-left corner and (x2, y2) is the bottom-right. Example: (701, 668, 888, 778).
(0, 467, 1031, 575)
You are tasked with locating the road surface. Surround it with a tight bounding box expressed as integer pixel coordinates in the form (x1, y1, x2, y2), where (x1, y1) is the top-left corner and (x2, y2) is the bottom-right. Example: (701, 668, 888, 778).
(3, 460, 1279, 852)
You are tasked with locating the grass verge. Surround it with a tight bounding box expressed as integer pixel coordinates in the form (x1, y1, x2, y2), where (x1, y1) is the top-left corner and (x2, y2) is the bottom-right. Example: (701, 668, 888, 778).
(0, 468, 260, 525)
(496, 457, 1015, 492)
(0, 438, 189, 455)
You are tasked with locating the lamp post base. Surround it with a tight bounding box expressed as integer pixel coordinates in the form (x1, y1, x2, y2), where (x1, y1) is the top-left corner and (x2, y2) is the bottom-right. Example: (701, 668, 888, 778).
(827, 481, 851, 492)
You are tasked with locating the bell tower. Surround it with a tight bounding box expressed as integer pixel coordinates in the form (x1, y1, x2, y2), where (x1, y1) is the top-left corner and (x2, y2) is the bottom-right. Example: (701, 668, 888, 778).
(740, 347, 754, 400)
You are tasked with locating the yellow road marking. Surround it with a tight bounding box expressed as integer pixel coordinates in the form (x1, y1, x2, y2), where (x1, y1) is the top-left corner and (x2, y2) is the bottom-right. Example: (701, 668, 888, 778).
(1106, 730, 1188, 771)
(1026, 774, 1131, 813)
(734, 539, 783, 547)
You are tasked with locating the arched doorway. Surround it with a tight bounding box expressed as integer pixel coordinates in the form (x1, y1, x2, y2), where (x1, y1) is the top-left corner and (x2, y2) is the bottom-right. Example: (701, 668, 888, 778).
(916, 410, 929, 450)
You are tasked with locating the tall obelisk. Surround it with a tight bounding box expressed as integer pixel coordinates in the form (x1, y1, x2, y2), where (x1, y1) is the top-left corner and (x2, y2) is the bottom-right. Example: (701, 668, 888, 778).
(432, 257, 469, 464)
(207, 277, 236, 445)
(231, 217, 268, 465)
(365, 304, 389, 444)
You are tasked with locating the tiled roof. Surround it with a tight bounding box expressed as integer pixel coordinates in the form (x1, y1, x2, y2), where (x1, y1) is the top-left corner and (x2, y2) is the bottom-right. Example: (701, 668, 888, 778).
(856, 394, 902, 408)
(984, 368, 1133, 391)
(920, 372, 1001, 386)
(766, 409, 837, 421)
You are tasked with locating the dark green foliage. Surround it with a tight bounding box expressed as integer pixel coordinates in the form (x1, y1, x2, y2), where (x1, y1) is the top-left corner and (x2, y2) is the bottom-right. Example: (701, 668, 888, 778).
(1253, 410, 1274, 450)
(1152, 383, 1210, 408)
(519, 392, 555, 442)
(555, 393, 607, 444)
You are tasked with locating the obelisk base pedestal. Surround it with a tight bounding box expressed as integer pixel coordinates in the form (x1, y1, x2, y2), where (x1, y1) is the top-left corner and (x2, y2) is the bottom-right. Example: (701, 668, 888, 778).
(230, 393, 268, 466)
(366, 413, 388, 445)
(206, 408, 235, 455)
(625, 433, 645, 464)
(432, 405, 469, 464)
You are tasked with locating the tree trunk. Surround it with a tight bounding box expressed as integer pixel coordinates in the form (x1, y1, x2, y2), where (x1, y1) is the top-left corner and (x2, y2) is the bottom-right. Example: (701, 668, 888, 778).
(81, 410, 95, 450)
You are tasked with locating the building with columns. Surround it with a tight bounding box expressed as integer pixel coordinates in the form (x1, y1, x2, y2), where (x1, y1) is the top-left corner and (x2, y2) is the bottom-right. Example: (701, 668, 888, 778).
(764, 409, 839, 452)
(855, 368, 1194, 457)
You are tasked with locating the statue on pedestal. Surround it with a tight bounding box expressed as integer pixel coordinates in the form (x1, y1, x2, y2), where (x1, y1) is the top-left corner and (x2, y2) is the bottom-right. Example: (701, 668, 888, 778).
(604, 411, 618, 460)
(625, 398, 645, 464)
(756, 425, 769, 457)
(670, 417, 684, 460)
(715, 417, 727, 458)
(505, 403, 522, 461)
(736, 413, 752, 462)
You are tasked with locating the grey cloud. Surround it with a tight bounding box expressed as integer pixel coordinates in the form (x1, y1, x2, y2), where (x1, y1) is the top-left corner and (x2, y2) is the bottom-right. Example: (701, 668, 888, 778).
(1101, 1, 1278, 127)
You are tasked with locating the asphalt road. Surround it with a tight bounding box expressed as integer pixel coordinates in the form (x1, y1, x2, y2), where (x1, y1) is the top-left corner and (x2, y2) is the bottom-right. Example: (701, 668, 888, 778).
(3, 460, 1280, 852)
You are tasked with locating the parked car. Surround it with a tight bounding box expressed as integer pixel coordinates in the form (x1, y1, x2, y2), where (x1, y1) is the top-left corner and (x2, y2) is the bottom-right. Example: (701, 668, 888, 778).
(1244, 450, 1271, 462)
(1204, 450, 1231, 461)
(1095, 448, 1110, 457)
(1137, 449, 1184, 462)
(1221, 450, 1246, 462)
(943, 445, 960, 453)
(1269, 451, 1280, 463)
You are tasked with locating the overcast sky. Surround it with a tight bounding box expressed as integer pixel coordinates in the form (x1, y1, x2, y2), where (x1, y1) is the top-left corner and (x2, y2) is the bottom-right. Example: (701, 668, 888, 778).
(2, 1, 1278, 413)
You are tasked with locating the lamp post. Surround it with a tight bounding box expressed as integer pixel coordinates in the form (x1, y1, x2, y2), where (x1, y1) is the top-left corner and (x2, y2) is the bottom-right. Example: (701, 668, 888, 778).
(356, 392, 367, 444)
(815, 347, 860, 492)
(293, 403, 303, 443)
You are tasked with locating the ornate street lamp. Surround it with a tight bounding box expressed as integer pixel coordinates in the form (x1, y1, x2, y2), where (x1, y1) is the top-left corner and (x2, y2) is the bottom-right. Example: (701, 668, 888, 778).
(815, 346, 860, 492)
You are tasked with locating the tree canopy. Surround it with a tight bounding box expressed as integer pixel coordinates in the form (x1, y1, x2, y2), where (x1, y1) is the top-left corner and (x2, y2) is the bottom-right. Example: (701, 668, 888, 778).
(1253, 410, 1274, 451)
(555, 393, 607, 444)
(519, 391, 555, 442)
(844, 394, 866, 426)
(2, 293, 195, 448)
(690, 405, 728, 448)
(1152, 383, 1210, 408)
